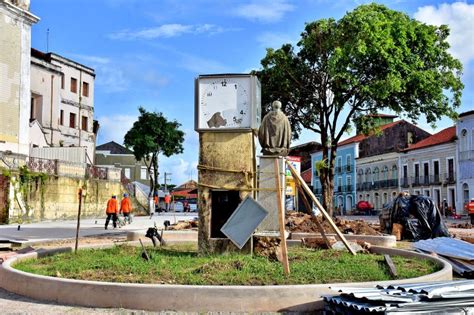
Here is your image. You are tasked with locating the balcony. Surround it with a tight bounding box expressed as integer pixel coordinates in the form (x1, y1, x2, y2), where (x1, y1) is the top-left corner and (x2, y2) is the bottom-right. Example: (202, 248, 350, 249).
(430, 174, 442, 185)
(335, 166, 342, 174)
(401, 177, 409, 188)
(345, 164, 353, 173)
(388, 179, 398, 188)
(412, 176, 421, 187)
(356, 183, 364, 191)
(345, 184, 353, 192)
(444, 172, 456, 184)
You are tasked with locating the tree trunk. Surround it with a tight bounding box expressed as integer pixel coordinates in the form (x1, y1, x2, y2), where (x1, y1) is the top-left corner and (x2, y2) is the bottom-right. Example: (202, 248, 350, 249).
(153, 154, 159, 197)
(319, 145, 336, 217)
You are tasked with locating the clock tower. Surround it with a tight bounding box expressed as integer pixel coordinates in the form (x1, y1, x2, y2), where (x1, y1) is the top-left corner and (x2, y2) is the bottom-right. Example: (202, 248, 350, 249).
(195, 74, 261, 253)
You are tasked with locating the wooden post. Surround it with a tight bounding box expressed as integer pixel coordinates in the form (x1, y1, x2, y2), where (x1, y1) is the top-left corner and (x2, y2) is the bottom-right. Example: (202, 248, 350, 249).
(274, 159, 290, 275)
(285, 160, 356, 255)
(295, 180, 333, 249)
(74, 188, 82, 253)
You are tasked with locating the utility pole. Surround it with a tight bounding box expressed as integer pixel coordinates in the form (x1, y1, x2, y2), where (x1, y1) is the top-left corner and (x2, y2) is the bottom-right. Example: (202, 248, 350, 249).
(164, 172, 172, 193)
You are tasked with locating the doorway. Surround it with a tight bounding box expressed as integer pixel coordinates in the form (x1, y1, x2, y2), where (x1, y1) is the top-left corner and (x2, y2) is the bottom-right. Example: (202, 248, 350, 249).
(210, 190, 241, 238)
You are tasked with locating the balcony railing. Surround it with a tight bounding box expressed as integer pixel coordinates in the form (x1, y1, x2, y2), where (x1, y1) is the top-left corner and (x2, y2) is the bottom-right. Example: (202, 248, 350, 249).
(335, 166, 342, 174)
(444, 172, 456, 184)
(27, 157, 58, 175)
(430, 174, 442, 185)
(401, 177, 409, 188)
(345, 164, 353, 173)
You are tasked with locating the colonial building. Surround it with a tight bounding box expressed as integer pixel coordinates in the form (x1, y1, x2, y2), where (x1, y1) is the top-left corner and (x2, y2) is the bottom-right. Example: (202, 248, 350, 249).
(0, 0, 38, 156)
(457, 110, 474, 213)
(312, 142, 358, 214)
(30, 48, 97, 158)
(355, 120, 431, 210)
(95, 141, 148, 185)
(401, 126, 457, 214)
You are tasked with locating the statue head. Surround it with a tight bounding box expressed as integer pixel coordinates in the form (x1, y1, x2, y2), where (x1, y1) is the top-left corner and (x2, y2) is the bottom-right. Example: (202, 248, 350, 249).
(271, 100, 282, 112)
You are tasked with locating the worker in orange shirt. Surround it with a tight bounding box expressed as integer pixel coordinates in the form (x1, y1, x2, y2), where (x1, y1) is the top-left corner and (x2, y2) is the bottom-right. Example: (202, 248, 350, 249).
(467, 198, 474, 225)
(164, 194, 171, 212)
(105, 195, 119, 230)
(120, 193, 133, 224)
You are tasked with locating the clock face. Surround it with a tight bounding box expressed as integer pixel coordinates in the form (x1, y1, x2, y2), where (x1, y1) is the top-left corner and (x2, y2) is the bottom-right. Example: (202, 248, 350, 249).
(198, 77, 251, 129)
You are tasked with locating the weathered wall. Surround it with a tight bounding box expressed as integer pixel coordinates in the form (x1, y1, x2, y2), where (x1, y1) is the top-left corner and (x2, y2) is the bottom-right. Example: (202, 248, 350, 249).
(3, 175, 138, 223)
(198, 131, 256, 254)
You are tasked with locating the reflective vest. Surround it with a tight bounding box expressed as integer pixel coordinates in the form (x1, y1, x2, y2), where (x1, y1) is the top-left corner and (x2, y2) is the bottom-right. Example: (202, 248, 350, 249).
(121, 197, 132, 213)
(468, 201, 474, 214)
(106, 198, 119, 214)
(165, 195, 171, 204)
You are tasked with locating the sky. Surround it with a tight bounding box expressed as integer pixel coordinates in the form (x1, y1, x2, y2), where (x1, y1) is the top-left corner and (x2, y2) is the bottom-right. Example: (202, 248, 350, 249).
(30, 0, 474, 185)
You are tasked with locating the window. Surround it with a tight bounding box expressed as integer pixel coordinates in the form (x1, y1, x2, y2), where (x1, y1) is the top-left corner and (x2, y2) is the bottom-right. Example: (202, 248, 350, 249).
(81, 116, 88, 131)
(346, 155, 351, 171)
(59, 110, 64, 125)
(407, 131, 414, 145)
(382, 166, 388, 180)
(61, 74, 65, 89)
(373, 167, 379, 182)
(391, 165, 398, 179)
(140, 167, 147, 180)
(414, 163, 420, 184)
(460, 129, 468, 152)
(30, 97, 35, 121)
(346, 175, 352, 191)
(124, 168, 131, 179)
(82, 82, 89, 97)
(69, 113, 76, 128)
(71, 77, 77, 93)
(423, 162, 429, 184)
(433, 160, 440, 182)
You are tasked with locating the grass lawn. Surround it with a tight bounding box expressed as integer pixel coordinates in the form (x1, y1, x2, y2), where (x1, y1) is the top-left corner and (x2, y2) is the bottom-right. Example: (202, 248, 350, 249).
(14, 244, 439, 285)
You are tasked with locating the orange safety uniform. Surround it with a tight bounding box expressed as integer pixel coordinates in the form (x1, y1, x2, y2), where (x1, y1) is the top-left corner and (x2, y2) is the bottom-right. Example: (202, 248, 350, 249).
(154, 195, 158, 205)
(121, 197, 132, 214)
(106, 198, 119, 214)
(164, 195, 171, 204)
(468, 201, 474, 215)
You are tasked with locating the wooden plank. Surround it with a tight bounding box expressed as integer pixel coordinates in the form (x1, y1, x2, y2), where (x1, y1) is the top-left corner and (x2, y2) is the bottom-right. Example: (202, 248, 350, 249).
(274, 159, 290, 275)
(295, 180, 333, 249)
(285, 160, 357, 256)
(384, 254, 398, 277)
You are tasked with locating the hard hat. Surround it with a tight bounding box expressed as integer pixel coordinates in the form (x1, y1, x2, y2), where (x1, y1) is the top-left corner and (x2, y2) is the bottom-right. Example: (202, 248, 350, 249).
(112, 195, 116, 198)
(123, 193, 128, 197)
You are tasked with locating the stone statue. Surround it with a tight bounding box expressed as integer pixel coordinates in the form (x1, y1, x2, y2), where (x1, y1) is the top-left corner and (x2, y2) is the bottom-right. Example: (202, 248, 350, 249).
(258, 100, 292, 156)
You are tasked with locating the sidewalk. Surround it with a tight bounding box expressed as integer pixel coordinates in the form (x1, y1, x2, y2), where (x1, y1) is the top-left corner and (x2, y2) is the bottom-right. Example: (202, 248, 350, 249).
(0, 212, 198, 245)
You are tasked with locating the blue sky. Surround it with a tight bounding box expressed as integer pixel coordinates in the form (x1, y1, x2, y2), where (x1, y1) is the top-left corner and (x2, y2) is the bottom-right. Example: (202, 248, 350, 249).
(30, 0, 474, 185)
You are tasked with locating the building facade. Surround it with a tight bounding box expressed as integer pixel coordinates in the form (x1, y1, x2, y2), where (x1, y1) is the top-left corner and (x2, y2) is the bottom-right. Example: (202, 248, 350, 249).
(356, 152, 400, 210)
(312, 142, 358, 214)
(457, 111, 474, 213)
(95, 141, 149, 186)
(0, 0, 38, 155)
(30, 48, 97, 158)
(401, 126, 457, 214)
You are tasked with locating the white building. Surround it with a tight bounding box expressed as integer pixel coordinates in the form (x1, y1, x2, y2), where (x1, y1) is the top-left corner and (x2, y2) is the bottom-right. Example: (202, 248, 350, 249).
(30, 48, 97, 159)
(0, 0, 39, 156)
(401, 126, 457, 214)
(457, 110, 474, 213)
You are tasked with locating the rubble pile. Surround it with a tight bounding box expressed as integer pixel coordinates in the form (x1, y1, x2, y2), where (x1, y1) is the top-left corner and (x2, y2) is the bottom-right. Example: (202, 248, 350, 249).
(253, 236, 281, 261)
(286, 212, 381, 236)
(167, 219, 199, 230)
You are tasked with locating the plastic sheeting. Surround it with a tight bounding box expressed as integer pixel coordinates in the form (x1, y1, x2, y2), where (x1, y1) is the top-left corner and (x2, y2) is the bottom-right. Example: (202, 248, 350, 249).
(388, 194, 449, 241)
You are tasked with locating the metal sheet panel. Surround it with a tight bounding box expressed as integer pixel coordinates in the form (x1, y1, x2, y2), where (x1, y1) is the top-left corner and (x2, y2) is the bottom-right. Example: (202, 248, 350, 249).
(413, 237, 474, 261)
(220, 196, 268, 249)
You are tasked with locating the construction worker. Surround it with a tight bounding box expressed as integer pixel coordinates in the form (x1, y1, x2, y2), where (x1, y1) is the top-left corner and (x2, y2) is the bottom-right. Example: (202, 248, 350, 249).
(105, 195, 119, 230)
(164, 194, 171, 212)
(120, 193, 133, 224)
(468, 198, 474, 225)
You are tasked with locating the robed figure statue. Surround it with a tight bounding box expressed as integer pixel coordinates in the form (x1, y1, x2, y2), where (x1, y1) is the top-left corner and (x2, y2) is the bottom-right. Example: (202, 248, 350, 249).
(258, 100, 292, 156)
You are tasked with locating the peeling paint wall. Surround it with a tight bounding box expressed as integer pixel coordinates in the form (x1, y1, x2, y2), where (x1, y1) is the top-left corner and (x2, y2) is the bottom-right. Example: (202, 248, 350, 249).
(198, 131, 256, 253)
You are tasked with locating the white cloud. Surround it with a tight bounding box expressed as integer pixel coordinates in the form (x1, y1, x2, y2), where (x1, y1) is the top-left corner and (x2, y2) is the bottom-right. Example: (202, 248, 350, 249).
(257, 32, 296, 48)
(178, 52, 229, 73)
(159, 157, 198, 186)
(96, 114, 137, 145)
(234, 0, 294, 23)
(414, 2, 474, 64)
(109, 23, 231, 40)
(68, 54, 110, 65)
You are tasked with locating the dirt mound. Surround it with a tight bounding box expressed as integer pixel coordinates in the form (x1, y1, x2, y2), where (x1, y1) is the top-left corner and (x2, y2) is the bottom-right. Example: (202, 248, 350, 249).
(449, 223, 472, 229)
(168, 219, 199, 230)
(286, 212, 381, 236)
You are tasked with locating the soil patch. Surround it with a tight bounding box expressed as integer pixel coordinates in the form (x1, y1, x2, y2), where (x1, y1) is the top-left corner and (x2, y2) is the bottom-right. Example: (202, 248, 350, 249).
(286, 212, 381, 235)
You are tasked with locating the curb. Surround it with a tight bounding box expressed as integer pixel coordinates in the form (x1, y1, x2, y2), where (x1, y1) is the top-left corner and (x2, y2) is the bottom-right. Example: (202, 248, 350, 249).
(0, 245, 452, 312)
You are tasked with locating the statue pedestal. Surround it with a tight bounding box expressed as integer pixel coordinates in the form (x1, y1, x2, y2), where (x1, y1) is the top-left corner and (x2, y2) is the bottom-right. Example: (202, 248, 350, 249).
(256, 156, 285, 235)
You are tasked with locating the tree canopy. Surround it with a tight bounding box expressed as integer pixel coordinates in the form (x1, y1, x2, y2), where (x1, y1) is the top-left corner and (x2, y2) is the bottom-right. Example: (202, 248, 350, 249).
(256, 3, 463, 213)
(124, 107, 184, 198)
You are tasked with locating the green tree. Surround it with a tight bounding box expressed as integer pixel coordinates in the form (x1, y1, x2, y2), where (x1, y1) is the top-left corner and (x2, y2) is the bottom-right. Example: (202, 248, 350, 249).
(124, 107, 185, 202)
(256, 4, 463, 215)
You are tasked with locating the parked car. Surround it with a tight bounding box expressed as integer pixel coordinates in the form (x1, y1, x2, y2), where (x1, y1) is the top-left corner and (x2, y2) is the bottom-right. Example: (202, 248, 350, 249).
(355, 200, 375, 215)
